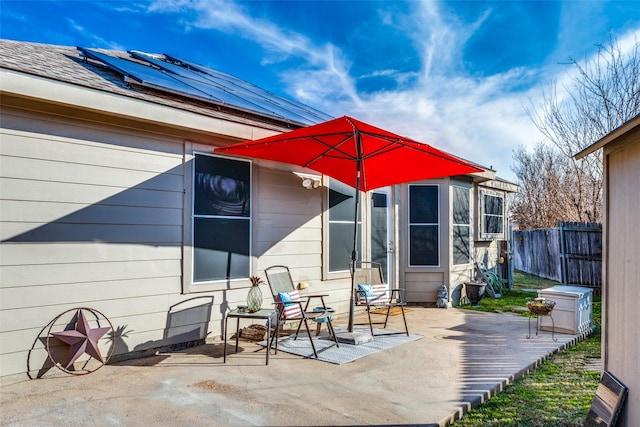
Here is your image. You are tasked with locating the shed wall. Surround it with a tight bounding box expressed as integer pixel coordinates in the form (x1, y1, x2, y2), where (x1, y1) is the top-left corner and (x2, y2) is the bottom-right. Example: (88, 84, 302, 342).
(604, 134, 640, 426)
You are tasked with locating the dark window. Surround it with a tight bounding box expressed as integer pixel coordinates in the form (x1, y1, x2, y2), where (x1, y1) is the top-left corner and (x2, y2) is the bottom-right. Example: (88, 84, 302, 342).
(193, 154, 251, 282)
(452, 186, 471, 265)
(328, 178, 361, 272)
(409, 185, 439, 266)
(483, 193, 504, 235)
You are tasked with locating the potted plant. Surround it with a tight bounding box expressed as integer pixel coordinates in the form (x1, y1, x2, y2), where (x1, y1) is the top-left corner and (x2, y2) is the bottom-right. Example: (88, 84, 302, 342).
(526, 297, 556, 316)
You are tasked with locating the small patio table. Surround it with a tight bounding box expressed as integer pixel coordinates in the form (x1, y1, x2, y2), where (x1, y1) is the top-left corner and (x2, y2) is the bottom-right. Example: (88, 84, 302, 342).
(223, 308, 278, 365)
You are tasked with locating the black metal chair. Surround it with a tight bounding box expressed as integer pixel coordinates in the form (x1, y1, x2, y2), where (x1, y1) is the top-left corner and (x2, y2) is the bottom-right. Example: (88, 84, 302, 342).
(264, 265, 338, 358)
(352, 261, 409, 337)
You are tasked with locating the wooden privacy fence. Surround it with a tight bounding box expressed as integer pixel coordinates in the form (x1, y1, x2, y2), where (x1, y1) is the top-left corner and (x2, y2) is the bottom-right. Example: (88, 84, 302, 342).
(513, 222, 602, 294)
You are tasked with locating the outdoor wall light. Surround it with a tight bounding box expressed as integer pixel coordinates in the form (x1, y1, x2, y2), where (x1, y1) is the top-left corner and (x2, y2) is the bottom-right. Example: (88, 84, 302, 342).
(293, 172, 321, 189)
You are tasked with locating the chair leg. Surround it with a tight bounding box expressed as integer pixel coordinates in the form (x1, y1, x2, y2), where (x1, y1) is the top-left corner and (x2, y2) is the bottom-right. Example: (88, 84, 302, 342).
(399, 306, 409, 336)
(366, 306, 375, 335)
(302, 319, 318, 358)
(293, 318, 304, 340)
(324, 318, 339, 347)
(383, 306, 392, 328)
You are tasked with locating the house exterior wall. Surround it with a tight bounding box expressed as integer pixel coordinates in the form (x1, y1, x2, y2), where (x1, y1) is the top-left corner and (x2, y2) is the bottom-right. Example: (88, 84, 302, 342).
(0, 103, 299, 380)
(0, 102, 513, 380)
(0, 41, 513, 380)
(0, 107, 185, 378)
(397, 178, 511, 305)
(603, 130, 640, 426)
(473, 241, 500, 271)
(252, 167, 351, 309)
(0, 104, 355, 380)
(398, 179, 449, 303)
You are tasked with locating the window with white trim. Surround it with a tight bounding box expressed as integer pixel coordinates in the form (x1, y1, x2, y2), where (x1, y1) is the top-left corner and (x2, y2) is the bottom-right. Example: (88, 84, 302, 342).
(479, 189, 504, 240)
(192, 153, 251, 282)
(409, 185, 439, 266)
(452, 185, 471, 265)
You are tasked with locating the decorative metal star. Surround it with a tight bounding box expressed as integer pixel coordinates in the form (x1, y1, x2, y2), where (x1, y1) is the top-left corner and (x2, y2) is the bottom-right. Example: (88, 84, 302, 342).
(51, 309, 111, 369)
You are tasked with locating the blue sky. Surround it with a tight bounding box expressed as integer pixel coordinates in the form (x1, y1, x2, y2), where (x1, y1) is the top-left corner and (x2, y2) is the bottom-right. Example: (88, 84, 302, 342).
(2, 0, 639, 180)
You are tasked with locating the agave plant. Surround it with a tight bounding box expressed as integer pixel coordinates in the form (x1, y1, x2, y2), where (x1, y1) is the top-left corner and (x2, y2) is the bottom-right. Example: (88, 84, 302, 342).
(249, 275, 264, 286)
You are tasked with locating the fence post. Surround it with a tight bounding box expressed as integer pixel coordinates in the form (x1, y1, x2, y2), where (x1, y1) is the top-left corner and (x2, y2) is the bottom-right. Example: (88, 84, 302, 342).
(559, 222, 568, 285)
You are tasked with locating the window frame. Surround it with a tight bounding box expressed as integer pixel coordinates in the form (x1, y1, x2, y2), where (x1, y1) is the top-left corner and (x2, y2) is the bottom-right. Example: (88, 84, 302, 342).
(408, 184, 440, 267)
(326, 177, 362, 275)
(186, 151, 253, 291)
(452, 184, 472, 266)
(478, 188, 505, 241)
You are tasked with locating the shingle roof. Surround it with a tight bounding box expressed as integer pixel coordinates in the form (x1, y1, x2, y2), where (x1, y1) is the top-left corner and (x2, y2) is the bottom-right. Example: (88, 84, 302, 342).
(0, 39, 315, 131)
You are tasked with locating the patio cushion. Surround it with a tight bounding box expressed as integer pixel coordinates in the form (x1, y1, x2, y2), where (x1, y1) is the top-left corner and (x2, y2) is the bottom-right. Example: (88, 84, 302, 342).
(357, 284, 389, 305)
(278, 290, 302, 319)
(357, 284, 374, 297)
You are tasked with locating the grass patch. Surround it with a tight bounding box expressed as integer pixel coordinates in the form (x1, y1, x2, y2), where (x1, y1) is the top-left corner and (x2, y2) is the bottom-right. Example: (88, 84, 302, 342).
(512, 269, 561, 290)
(463, 270, 564, 315)
(462, 289, 537, 315)
(453, 271, 602, 426)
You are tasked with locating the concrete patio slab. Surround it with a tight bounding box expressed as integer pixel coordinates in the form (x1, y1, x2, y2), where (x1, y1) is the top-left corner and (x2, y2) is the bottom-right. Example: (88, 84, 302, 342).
(0, 307, 591, 426)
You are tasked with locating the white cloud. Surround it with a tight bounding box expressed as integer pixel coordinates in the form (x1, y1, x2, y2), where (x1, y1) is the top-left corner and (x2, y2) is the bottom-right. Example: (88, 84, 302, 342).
(148, 0, 639, 181)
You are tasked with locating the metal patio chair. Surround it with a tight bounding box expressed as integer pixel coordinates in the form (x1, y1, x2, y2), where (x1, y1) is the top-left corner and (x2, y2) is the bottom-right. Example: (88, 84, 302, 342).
(264, 265, 338, 358)
(352, 261, 409, 337)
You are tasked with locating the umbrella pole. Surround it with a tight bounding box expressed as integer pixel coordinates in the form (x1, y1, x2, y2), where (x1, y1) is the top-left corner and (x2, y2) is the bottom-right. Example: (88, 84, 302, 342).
(347, 169, 360, 333)
(338, 178, 372, 344)
(347, 132, 363, 333)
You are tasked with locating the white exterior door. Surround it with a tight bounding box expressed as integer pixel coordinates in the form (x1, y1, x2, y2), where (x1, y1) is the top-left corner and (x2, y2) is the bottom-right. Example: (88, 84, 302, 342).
(371, 188, 393, 284)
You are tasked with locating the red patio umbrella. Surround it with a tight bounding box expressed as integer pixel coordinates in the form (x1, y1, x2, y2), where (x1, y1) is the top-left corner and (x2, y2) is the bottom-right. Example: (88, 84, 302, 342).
(215, 116, 483, 334)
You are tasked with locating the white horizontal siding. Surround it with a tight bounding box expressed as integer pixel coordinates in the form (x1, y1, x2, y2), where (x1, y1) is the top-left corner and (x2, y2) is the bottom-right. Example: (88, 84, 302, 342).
(1, 135, 182, 175)
(0, 109, 195, 379)
(1, 292, 175, 332)
(1, 273, 180, 308)
(1, 222, 182, 245)
(1, 200, 182, 225)
(1, 155, 183, 191)
(254, 168, 323, 272)
(254, 240, 322, 258)
(0, 243, 179, 266)
(1, 112, 184, 160)
(1, 177, 183, 208)
(404, 271, 445, 303)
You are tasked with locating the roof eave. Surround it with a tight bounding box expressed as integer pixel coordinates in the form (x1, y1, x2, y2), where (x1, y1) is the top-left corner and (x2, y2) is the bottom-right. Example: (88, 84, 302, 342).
(574, 114, 640, 159)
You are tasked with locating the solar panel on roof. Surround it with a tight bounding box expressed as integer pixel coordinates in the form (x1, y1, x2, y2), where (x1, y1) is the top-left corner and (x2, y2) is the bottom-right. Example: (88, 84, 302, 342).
(79, 47, 332, 126)
(80, 49, 223, 104)
(129, 51, 316, 123)
(167, 55, 332, 123)
(141, 51, 332, 124)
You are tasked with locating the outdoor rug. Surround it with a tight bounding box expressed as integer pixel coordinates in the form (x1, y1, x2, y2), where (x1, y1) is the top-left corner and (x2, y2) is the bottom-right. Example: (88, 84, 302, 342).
(259, 325, 422, 364)
(370, 306, 414, 315)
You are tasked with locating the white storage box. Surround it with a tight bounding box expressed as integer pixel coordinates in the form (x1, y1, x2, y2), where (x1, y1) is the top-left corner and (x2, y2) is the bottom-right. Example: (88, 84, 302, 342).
(537, 286, 593, 335)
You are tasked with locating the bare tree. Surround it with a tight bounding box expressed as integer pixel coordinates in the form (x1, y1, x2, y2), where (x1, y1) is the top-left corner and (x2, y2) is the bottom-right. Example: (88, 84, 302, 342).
(518, 34, 640, 227)
(511, 143, 585, 229)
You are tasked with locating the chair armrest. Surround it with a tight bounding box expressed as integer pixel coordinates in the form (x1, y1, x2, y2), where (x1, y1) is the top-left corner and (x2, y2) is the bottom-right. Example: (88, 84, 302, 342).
(300, 293, 329, 310)
(301, 293, 329, 299)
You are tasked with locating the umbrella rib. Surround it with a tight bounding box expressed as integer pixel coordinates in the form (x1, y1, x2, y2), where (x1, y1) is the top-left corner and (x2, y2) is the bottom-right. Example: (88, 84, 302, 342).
(361, 139, 473, 165)
(302, 134, 357, 167)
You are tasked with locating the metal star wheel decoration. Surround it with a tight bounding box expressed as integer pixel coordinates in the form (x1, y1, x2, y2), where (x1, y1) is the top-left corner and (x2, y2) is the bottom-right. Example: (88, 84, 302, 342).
(51, 309, 111, 369)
